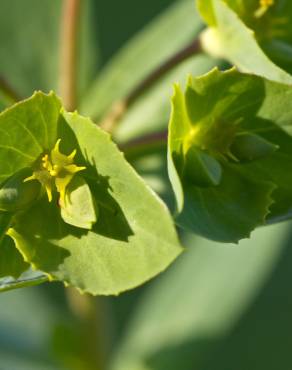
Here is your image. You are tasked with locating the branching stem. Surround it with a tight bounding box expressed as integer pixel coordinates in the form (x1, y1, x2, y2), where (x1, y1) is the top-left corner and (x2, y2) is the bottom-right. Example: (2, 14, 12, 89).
(100, 37, 202, 133)
(121, 129, 168, 160)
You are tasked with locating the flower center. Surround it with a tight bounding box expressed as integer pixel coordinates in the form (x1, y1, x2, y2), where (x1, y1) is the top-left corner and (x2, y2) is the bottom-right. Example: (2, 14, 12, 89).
(25, 139, 85, 202)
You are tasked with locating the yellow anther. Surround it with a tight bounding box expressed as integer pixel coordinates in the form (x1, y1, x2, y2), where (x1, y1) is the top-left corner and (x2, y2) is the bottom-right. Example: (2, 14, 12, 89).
(42, 154, 48, 162)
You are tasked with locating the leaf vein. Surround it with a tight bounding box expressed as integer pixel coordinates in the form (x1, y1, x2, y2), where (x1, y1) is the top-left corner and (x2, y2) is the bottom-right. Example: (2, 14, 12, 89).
(0, 145, 35, 160)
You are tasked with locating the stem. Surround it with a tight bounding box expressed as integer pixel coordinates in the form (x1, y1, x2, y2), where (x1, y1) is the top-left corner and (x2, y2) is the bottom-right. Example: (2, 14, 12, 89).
(66, 288, 109, 370)
(59, 0, 81, 111)
(0, 76, 21, 102)
(59, 2, 110, 369)
(121, 129, 168, 160)
(100, 37, 202, 133)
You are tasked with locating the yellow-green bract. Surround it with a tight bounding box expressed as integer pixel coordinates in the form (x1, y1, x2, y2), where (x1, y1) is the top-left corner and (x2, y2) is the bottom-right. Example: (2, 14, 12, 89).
(168, 68, 292, 242)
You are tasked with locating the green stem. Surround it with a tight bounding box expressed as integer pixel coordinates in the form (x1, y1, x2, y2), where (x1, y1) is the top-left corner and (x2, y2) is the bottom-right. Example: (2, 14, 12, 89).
(65, 288, 110, 370)
(100, 37, 202, 133)
(59, 2, 110, 369)
(59, 0, 81, 111)
(121, 130, 168, 160)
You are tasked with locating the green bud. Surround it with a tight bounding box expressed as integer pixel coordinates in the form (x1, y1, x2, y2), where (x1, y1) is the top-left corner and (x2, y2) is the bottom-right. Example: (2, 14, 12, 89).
(230, 133, 279, 162)
(183, 146, 222, 187)
(0, 169, 41, 212)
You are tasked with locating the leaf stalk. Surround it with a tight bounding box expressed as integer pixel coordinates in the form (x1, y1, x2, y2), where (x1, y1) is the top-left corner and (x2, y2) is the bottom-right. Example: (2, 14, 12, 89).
(100, 37, 202, 133)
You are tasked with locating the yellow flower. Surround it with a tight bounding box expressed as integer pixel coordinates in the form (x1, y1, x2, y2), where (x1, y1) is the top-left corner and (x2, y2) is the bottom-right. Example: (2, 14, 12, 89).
(24, 139, 85, 202)
(260, 0, 274, 7)
(255, 0, 274, 18)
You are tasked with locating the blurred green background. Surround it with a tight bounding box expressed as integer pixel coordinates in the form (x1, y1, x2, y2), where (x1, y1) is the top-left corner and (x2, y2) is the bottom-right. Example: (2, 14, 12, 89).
(1, 0, 292, 369)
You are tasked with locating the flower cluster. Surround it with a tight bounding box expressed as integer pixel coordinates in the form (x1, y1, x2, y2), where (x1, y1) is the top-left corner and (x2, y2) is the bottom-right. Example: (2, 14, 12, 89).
(25, 139, 85, 202)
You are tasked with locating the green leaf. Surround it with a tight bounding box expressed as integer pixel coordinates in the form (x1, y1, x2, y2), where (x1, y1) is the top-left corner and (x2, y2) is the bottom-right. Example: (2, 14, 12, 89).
(60, 175, 98, 229)
(197, 0, 217, 26)
(0, 87, 15, 112)
(0, 168, 41, 212)
(197, 0, 292, 84)
(0, 0, 99, 99)
(168, 68, 292, 242)
(83, 0, 218, 144)
(0, 212, 29, 280)
(81, 0, 204, 120)
(215, 0, 292, 76)
(109, 223, 289, 370)
(0, 100, 6, 113)
(7, 111, 182, 295)
(230, 132, 278, 162)
(0, 283, 65, 368)
(178, 166, 275, 242)
(81, 0, 218, 144)
(115, 56, 217, 143)
(0, 91, 61, 184)
(183, 146, 222, 187)
(0, 211, 12, 241)
(0, 210, 41, 286)
(0, 0, 62, 97)
(0, 235, 29, 279)
(167, 84, 189, 213)
(0, 270, 48, 292)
